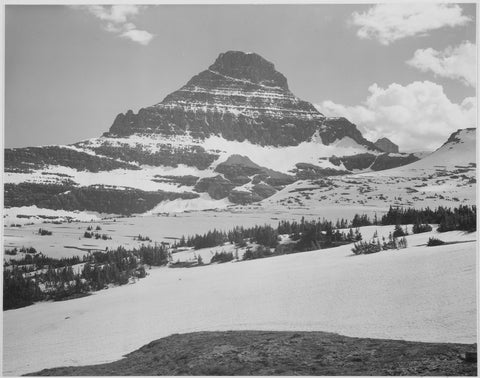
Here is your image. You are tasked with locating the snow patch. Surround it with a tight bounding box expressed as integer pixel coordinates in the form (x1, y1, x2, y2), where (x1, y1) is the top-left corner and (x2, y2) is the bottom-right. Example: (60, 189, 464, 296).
(143, 193, 232, 214)
(3, 206, 103, 225)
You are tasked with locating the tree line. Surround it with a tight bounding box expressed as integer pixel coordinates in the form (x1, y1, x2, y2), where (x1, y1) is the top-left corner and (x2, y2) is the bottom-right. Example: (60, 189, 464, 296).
(175, 217, 363, 255)
(381, 205, 476, 232)
(3, 243, 170, 311)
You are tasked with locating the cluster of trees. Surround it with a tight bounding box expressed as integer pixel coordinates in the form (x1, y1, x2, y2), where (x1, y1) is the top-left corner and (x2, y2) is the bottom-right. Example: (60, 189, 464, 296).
(84, 231, 111, 240)
(5, 253, 82, 269)
(229, 225, 279, 249)
(210, 251, 234, 264)
(277, 218, 362, 252)
(4, 246, 37, 257)
(412, 222, 432, 234)
(5, 183, 199, 215)
(4, 256, 87, 310)
(243, 245, 274, 260)
(381, 205, 476, 232)
(392, 225, 408, 238)
(38, 228, 52, 236)
(176, 217, 365, 257)
(81, 250, 144, 291)
(351, 233, 408, 255)
(135, 234, 151, 242)
(176, 225, 281, 250)
(350, 214, 374, 228)
(176, 229, 228, 250)
(427, 237, 445, 246)
(3, 244, 170, 310)
(437, 206, 476, 232)
(4, 145, 138, 173)
(3, 268, 45, 310)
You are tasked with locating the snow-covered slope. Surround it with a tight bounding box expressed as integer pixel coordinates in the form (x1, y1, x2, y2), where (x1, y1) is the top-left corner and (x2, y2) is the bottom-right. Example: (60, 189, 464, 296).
(393, 128, 476, 173)
(262, 128, 476, 212)
(3, 227, 476, 375)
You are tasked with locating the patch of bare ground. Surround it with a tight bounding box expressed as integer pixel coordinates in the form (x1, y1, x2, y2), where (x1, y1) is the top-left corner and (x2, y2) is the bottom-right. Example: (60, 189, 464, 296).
(27, 331, 477, 376)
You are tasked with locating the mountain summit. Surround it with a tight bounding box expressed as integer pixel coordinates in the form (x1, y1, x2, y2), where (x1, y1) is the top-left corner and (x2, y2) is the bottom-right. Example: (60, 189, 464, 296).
(108, 51, 379, 147)
(209, 51, 289, 89)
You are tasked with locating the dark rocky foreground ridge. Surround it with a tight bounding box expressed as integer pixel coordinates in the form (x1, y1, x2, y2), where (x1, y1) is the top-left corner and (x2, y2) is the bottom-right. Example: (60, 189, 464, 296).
(5, 51, 425, 214)
(27, 331, 477, 376)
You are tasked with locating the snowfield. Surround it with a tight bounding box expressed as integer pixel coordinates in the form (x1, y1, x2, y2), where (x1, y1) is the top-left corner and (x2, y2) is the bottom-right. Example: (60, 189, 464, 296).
(202, 134, 368, 172)
(4, 132, 370, 191)
(3, 228, 476, 376)
(263, 129, 476, 213)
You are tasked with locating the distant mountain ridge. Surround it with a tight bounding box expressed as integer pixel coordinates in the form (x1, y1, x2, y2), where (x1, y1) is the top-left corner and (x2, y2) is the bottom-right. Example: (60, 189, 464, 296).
(5, 50, 437, 216)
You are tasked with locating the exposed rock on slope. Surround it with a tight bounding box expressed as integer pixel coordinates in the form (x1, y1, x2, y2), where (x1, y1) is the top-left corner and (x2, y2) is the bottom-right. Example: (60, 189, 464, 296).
(374, 138, 399, 153)
(194, 175, 235, 200)
(329, 153, 419, 171)
(321, 117, 378, 149)
(28, 331, 477, 376)
(215, 155, 294, 186)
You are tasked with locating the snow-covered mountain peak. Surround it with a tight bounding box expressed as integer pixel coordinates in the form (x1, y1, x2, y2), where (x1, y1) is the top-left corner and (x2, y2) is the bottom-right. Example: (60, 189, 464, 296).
(106, 51, 329, 146)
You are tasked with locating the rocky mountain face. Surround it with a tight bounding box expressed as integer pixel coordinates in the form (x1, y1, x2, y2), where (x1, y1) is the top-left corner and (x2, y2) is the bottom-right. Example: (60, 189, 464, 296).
(106, 51, 374, 148)
(5, 51, 424, 216)
(374, 138, 399, 153)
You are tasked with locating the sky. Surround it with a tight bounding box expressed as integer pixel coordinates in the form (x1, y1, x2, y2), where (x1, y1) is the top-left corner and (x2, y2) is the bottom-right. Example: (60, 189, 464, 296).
(5, 3, 477, 151)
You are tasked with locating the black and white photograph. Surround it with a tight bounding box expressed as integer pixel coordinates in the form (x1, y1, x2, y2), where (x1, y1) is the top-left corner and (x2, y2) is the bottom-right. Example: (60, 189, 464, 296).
(2, 1, 478, 376)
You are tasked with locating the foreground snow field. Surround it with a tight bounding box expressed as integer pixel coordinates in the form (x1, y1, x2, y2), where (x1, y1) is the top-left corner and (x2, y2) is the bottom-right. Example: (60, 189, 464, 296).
(3, 228, 476, 376)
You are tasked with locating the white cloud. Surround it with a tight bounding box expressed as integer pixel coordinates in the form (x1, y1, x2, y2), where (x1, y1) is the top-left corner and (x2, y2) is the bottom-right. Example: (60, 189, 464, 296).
(316, 81, 476, 151)
(407, 41, 476, 87)
(72, 5, 154, 46)
(352, 3, 470, 45)
(84, 5, 140, 23)
(121, 29, 154, 46)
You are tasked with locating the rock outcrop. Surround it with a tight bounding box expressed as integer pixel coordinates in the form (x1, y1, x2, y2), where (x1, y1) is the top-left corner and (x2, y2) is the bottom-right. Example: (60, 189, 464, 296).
(194, 176, 235, 200)
(374, 138, 399, 153)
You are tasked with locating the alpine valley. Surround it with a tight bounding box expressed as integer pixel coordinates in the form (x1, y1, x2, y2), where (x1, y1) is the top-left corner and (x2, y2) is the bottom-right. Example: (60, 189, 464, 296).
(3, 51, 478, 377)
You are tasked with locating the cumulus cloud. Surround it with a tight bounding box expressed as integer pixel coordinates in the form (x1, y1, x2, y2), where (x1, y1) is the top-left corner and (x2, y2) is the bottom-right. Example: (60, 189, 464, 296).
(351, 3, 470, 45)
(407, 41, 476, 87)
(120, 29, 154, 46)
(73, 5, 153, 46)
(316, 81, 476, 151)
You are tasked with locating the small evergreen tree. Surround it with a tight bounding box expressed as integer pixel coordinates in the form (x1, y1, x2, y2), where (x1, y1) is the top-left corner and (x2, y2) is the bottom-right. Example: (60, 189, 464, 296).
(393, 224, 406, 238)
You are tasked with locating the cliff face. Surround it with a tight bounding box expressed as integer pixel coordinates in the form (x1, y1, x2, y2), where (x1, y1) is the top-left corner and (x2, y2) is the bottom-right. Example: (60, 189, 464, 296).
(107, 51, 377, 149)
